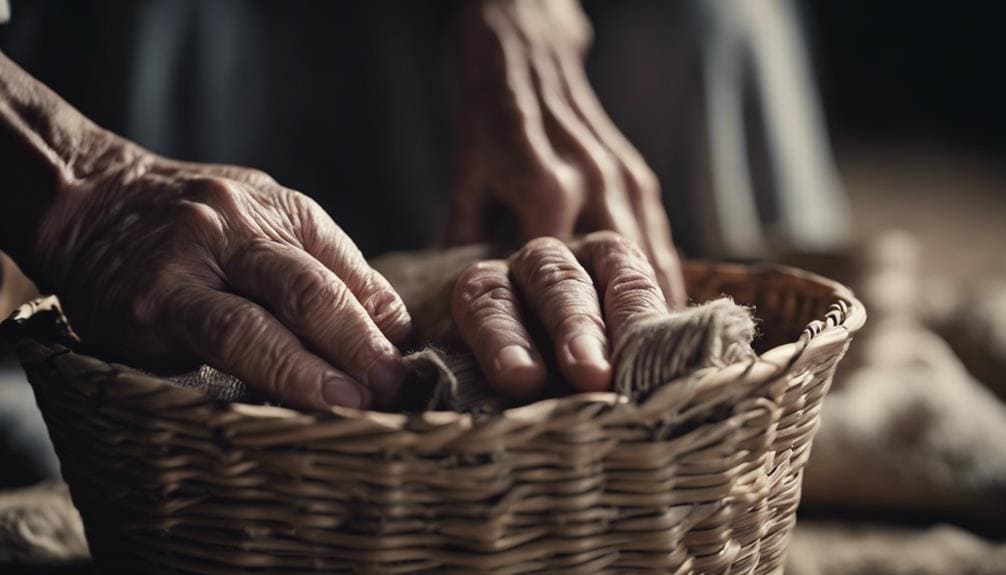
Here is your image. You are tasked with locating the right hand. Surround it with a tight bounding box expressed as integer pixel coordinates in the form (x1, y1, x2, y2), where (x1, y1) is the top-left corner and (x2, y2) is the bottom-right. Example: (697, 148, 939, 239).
(451, 232, 668, 399)
(32, 143, 413, 411)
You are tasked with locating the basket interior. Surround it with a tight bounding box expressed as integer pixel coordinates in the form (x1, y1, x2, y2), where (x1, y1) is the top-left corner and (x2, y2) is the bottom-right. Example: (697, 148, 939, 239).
(685, 264, 838, 354)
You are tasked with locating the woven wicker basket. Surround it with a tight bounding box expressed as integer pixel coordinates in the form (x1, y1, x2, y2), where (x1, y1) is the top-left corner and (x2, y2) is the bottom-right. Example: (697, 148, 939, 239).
(5, 263, 864, 574)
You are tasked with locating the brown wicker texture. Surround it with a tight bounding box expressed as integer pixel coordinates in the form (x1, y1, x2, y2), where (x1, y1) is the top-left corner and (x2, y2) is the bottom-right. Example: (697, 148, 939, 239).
(6, 263, 864, 574)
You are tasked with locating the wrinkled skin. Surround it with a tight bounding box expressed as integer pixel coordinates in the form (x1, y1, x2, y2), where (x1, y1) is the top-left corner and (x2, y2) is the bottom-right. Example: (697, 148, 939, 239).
(2, 4, 680, 412)
(33, 141, 666, 410)
(450, 0, 687, 308)
(451, 231, 668, 399)
(34, 145, 415, 412)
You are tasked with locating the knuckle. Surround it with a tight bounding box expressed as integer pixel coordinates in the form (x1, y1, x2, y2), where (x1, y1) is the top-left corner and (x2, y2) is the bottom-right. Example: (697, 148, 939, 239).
(452, 263, 522, 334)
(225, 237, 279, 277)
(535, 262, 593, 292)
(469, 286, 517, 317)
(340, 327, 386, 374)
(513, 237, 570, 273)
(265, 345, 302, 398)
(588, 151, 621, 188)
(513, 238, 595, 294)
(360, 286, 407, 322)
(521, 236, 567, 255)
(292, 193, 355, 255)
(177, 200, 224, 233)
(636, 165, 661, 198)
(242, 167, 277, 187)
(606, 267, 664, 315)
(360, 285, 412, 344)
(473, 313, 523, 344)
(465, 291, 523, 341)
(608, 266, 660, 296)
(555, 310, 606, 336)
(283, 267, 338, 324)
(625, 163, 661, 202)
(585, 230, 627, 248)
(540, 279, 603, 333)
(533, 164, 584, 209)
(198, 302, 261, 365)
(190, 176, 241, 206)
(237, 236, 277, 261)
(585, 230, 646, 259)
(458, 261, 515, 313)
(206, 164, 277, 187)
(454, 262, 509, 303)
(288, 191, 322, 225)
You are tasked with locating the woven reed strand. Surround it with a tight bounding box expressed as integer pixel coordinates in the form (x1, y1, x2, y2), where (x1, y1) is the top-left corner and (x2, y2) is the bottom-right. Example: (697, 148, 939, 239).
(10, 263, 865, 574)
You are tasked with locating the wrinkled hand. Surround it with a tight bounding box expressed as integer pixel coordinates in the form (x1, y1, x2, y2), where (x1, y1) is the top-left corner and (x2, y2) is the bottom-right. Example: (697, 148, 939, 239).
(449, 0, 686, 307)
(451, 232, 668, 399)
(33, 147, 412, 411)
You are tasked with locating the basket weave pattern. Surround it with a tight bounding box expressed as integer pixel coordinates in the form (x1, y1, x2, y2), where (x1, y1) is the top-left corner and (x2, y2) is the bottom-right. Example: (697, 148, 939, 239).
(9, 264, 864, 574)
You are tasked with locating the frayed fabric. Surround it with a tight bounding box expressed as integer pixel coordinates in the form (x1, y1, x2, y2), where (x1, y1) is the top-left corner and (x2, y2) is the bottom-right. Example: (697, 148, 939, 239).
(168, 297, 756, 414)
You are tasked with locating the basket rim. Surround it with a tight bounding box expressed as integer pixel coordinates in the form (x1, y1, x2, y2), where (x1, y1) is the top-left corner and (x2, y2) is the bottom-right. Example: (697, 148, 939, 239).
(5, 262, 865, 431)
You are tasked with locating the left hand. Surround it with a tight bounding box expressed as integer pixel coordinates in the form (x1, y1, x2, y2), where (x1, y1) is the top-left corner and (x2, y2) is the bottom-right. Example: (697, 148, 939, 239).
(448, 0, 686, 308)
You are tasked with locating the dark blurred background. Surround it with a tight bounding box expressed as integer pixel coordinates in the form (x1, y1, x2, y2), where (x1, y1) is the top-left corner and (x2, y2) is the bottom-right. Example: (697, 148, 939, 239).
(804, 0, 1006, 282)
(2, 1, 1004, 263)
(810, 2, 1006, 153)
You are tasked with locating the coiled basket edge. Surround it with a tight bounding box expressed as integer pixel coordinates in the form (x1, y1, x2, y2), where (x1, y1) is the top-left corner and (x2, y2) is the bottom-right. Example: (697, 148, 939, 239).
(5, 263, 865, 574)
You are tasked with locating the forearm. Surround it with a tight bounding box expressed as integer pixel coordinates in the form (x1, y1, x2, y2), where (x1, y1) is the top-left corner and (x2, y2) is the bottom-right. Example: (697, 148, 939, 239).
(0, 50, 138, 282)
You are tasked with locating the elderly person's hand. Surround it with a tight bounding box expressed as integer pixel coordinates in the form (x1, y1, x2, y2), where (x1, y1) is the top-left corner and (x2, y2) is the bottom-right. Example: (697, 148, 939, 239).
(36, 153, 414, 412)
(2, 49, 411, 412)
(449, 0, 686, 308)
(451, 232, 667, 399)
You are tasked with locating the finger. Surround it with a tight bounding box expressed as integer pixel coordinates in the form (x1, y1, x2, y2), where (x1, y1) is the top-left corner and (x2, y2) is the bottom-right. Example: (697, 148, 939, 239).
(540, 40, 687, 307)
(519, 37, 647, 254)
(509, 237, 611, 392)
(292, 195, 413, 347)
(481, 3, 585, 241)
(586, 186, 646, 245)
(572, 231, 668, 345)
(605, 158, 687, 308)
(516, 161, 584, 240)
(166, 286, 371, 411)
(549, 40, 642, 169)
(452, 260, 547, 399)
(223, 240, 407, 410)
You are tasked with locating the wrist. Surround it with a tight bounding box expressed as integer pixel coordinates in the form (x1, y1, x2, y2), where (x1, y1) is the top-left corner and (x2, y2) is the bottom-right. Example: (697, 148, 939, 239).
(0, 50, 144, 289)
(32, 133, 155, 297)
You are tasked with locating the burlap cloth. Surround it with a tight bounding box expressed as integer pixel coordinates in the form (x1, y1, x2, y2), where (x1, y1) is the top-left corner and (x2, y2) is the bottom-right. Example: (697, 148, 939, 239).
(0, 481, 89, 566)
(0, 247, 761, 568)
(171, 247, 757, 413)
(9, 239, 1006, 571)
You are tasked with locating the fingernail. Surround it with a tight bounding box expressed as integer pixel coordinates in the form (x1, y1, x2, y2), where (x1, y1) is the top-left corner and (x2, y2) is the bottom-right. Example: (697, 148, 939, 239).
(322, 377, 364, 409)
(366, 359, 407, 399)
(495, 345, 536, 373)
(568, 335, 609, 369)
